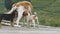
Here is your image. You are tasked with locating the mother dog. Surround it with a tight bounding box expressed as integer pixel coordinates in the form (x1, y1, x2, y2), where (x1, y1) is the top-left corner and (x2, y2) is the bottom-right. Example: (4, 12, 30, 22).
(6, 1, 32, 27)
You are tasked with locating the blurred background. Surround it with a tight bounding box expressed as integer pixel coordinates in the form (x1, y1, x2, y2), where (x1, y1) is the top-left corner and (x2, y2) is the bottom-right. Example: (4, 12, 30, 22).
(0, 0, 60, 27)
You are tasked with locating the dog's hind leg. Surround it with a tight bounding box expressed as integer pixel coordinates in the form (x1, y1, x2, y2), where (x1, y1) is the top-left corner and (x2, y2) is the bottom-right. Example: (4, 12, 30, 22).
(16, 6, 24, 27)
(0, 15, 2, 28)
(16, 12, 23, 27)
(0, 21, 2, 28)
(0, 19, 2, 28)
(36, 17, 39, 27)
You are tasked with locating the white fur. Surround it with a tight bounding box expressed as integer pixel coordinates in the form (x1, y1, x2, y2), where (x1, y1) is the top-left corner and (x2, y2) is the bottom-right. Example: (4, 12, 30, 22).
(16, 6, 24, 26)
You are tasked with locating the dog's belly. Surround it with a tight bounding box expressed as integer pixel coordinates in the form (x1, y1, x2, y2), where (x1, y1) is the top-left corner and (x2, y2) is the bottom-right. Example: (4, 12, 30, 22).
(3, 17, 11, 21)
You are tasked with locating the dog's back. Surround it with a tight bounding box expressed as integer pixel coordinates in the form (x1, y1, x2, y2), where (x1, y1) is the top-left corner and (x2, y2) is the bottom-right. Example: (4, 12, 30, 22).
(3, 14, 14, 20)
(0, 11, 17, 21)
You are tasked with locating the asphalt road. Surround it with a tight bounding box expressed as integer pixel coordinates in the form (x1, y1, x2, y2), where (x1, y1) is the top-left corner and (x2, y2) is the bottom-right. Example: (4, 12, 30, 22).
(0, 25, 60, 34)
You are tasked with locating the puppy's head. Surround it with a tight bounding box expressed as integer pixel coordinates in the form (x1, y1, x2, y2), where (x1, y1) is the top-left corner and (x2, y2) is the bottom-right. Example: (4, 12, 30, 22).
(23, 11, 28, 17)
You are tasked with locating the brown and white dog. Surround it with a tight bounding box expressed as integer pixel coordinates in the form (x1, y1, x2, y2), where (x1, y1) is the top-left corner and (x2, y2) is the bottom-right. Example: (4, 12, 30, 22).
(26, 12, 39, 27)
(6, 1, 32, 27)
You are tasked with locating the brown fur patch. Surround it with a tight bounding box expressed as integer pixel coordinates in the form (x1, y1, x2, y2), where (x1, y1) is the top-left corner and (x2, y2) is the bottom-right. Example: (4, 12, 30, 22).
(13, 1, 32, 17)
(33, 16, 36, 20)
(13, 1, 32, 8)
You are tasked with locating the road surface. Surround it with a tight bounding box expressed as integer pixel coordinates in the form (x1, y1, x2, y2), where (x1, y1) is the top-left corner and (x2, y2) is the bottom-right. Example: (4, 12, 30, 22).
(0, 25, 60, 34)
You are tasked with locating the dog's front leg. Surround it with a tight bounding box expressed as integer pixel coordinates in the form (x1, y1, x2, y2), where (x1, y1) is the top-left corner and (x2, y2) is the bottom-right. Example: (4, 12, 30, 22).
(26, 19, 30, 27)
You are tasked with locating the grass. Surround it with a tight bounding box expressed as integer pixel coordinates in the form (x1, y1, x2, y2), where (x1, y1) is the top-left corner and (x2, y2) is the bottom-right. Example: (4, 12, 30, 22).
(0, 0, 60, 27)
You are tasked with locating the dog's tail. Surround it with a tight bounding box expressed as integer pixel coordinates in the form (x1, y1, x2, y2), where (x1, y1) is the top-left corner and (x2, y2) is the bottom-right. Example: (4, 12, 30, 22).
(34, 12, 37, 16)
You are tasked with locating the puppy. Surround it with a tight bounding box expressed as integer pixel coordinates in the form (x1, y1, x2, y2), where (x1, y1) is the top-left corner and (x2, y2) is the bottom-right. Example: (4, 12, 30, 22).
(26, 13, 39, 27)
(0, 11, 16, 28)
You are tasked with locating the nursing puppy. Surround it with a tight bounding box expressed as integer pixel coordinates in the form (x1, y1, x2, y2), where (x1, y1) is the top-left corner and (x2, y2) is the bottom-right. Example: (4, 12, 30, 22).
(26, 13, 39, 27)
(0, 11, 16, 28)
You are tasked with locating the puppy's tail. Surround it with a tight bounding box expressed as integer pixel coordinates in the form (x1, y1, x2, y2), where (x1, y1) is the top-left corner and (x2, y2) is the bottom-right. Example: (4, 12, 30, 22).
(34, 12, 39, 25)
(34, 12, 37, 16)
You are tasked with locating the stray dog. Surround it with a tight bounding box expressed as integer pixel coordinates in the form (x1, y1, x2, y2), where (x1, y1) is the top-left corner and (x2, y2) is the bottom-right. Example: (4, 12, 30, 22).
(26, 13, 39, 27)
(0, 11, 16, 28)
